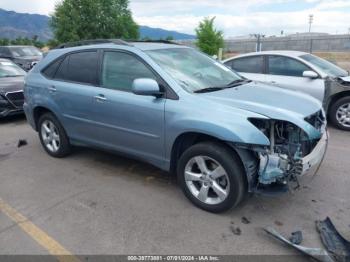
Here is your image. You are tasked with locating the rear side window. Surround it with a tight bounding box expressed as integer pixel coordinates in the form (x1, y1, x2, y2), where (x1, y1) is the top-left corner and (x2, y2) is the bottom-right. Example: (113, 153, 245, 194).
(54, 51, 98, 85)
(42, 58, 63, 79)
(230, 56, 264, 74)
(268, 56, 310, 77)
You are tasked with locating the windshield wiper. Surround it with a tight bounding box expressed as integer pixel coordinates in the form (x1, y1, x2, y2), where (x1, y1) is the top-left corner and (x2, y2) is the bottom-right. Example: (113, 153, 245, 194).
(194, 79, 252, 94)
(226, 79, 251, 86)
(194, 87, 225, 93)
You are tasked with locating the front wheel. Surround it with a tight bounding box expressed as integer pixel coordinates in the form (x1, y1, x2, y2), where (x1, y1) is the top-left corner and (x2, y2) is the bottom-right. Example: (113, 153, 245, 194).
(177, 142, 246, 213)
(329, 97, 350, 131)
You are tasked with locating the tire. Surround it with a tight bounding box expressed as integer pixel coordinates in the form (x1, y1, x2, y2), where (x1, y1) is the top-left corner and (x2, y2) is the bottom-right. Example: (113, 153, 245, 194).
(177, 142, 246, 213)
(38, 112, 71, 158)
(329, 96, 350, 131)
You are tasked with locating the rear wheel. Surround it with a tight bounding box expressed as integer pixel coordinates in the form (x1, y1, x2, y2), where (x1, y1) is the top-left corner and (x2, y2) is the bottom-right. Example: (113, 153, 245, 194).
(38, 113, 71, 158)
(329, 96, 350, 131)
(177, 142, 246, 213)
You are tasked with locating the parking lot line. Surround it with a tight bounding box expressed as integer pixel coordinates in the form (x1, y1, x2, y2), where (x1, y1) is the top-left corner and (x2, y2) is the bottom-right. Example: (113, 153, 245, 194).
(0, 198, 80, 262)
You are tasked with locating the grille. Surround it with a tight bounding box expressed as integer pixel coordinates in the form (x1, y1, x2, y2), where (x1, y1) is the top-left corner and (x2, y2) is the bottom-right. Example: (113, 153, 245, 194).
(5, 91, 24, 108)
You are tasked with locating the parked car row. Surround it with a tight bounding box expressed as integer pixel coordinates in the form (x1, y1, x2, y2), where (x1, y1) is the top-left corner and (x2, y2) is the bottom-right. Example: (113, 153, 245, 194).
(0, 45, 42, 71)
(22, 40, 328, 212)
(0, 59, 26, 118)
(0, 45, 43, 118)
(224, 51, 350, 130)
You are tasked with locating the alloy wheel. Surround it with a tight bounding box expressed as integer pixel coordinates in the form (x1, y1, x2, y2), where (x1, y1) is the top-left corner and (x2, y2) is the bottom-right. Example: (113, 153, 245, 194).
(184, 156, 230, 205)
(336, 103, 350, 128)
(41, 120, 61, 153)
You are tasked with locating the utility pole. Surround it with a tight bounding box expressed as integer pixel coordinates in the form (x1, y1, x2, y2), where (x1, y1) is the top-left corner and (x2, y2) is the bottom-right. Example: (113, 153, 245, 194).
(252, 34, 265, 52)
(308, 14, 314, 33)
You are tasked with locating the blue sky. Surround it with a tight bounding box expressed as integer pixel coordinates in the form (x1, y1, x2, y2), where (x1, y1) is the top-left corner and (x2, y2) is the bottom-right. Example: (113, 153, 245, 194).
(1, 0, 350, 36)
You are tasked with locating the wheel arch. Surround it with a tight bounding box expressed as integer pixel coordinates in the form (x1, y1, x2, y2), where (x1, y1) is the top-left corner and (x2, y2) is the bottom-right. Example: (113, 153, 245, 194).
(169, 131, 256, 192)
(327, 91, 350, 117)
(33, 106, 57, 131)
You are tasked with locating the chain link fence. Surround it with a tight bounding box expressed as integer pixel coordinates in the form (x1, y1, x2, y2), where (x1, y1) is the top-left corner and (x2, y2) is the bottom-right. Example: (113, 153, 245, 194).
(177, 34, 350, 54)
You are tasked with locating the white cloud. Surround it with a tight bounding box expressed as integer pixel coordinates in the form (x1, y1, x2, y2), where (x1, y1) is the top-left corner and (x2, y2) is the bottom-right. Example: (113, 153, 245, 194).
(136, 10, 350, 36)
(0, 0, 349, 36)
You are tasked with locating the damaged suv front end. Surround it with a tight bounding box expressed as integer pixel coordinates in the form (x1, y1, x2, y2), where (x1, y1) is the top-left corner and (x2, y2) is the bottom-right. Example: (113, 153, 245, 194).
(240, 111, 328, 194)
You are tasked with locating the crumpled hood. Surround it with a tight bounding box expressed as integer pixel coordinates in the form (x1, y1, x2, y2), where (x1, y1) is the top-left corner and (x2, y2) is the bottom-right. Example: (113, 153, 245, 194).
(0, 76, 25, 94)
(201, 82, 323, 138)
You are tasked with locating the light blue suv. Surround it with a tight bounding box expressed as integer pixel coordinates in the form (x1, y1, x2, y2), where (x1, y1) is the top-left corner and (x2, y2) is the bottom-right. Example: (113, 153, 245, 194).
(24, 40, 328, 213)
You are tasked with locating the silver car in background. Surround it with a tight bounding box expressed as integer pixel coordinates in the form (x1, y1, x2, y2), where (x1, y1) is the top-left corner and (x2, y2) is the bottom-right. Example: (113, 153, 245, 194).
(224, 51, 350, 130)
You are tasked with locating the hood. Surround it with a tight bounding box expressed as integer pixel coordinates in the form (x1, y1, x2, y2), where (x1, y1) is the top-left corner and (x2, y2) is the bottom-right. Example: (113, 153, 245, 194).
(0, 76, 25, 94)
(201, 82, 323, 138)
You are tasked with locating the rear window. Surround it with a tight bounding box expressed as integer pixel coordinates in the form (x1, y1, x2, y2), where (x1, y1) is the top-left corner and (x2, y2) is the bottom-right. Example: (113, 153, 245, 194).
(54, 51, 98, 85)
(229, 56, 264, 74)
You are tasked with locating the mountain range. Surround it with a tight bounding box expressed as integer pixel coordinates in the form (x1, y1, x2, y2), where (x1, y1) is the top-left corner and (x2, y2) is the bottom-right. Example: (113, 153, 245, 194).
(0, 8, 195, 41)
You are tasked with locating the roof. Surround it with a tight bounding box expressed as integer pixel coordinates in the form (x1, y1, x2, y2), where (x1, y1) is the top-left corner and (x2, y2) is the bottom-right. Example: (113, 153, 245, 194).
(225, 50, 309, 61)
(53, 39, 186, 52)
(131, 42, 185, 51)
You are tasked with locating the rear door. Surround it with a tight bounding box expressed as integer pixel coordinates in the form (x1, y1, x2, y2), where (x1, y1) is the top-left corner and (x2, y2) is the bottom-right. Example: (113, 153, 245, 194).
(266, 55, 325, 101)
(225, 55, 266, 82)
(48, 50, 101, 143)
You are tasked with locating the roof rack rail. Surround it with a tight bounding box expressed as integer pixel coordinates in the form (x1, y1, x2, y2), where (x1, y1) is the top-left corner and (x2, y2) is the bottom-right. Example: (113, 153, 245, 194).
(130, 40, 180, 45)
(54, 39, 130, 49)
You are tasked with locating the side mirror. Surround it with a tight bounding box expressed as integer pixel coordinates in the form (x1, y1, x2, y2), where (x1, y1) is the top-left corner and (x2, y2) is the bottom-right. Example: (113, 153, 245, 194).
(132, 78, 162, 97)
(303, 71, 318, 79)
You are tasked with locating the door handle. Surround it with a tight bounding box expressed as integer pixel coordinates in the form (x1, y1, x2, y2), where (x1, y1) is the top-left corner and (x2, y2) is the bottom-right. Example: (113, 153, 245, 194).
(48, 85, 57, 92)
(94, 94, 107, 102)
(270, 81, 277, 84)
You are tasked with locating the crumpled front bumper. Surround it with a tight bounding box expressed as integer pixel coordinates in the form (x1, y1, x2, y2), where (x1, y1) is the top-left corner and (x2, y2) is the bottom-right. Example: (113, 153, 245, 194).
(300, 131, 329, 177)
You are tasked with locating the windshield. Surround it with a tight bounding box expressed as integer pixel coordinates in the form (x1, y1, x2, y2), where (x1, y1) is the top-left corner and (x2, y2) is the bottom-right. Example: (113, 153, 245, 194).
(0, 61, 26, 77)
(147, 48, 242, 93)
(300, 54, 348, 77)
(10, 46, 42, 57)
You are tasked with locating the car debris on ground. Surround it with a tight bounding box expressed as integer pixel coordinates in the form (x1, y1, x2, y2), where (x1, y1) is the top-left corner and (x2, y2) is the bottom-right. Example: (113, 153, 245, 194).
(265, 217, 350, 262)
(289, 231, 303, 245)
(264, 226, 334, 262)
(316, 217, 350, 262)
(241, 216, 251, 224)
(17, 139, 27, 148)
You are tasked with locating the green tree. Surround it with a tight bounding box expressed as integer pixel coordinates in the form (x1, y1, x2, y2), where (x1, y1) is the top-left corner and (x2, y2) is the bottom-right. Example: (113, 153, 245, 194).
(51, 0, 139, 43)
(195, 17, 224, 56)
(165, 36, 174, 41)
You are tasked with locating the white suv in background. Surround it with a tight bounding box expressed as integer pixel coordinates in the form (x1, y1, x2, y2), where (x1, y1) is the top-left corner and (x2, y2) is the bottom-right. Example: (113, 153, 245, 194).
(224, 51, 350, 130)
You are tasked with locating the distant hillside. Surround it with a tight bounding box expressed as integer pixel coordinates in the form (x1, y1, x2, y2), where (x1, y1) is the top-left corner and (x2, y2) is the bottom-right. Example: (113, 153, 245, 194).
(0, 8, 195, 41)
(139, 26, 194, 40)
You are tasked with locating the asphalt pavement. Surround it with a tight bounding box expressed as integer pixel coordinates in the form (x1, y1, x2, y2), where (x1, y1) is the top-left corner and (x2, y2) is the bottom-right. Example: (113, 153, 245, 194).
(0, 115, 349, 259)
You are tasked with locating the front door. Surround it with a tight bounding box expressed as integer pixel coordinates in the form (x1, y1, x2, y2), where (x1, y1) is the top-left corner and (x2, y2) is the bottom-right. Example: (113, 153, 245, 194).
(90, 51, 166, 165)
(266, 55, 325, 102)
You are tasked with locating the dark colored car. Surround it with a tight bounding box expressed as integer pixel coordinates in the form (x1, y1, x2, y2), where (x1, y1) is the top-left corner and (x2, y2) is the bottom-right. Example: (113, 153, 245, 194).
(0, 46, 43, 71)
(0, 59, 26, 117)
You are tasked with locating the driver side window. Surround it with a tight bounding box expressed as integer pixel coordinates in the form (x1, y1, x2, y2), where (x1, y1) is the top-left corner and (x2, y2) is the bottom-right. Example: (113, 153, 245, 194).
(102, 51, 156, 92)
(268, 56, 310, 77)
